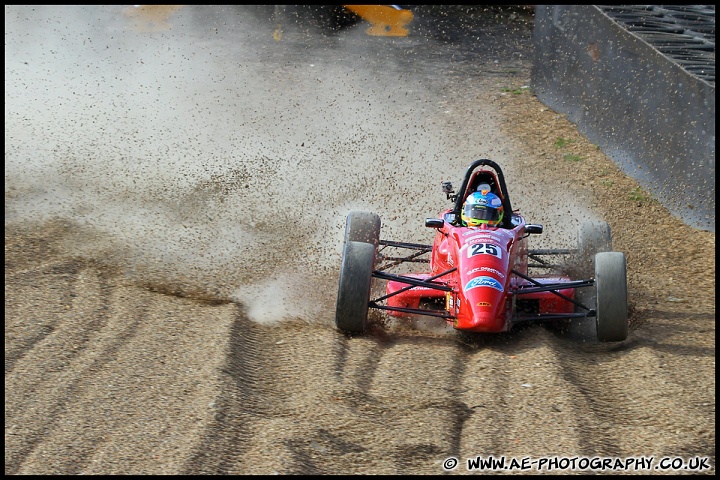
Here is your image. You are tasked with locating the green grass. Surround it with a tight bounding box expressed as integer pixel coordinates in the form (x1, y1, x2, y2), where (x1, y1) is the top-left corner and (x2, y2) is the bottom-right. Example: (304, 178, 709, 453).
(563, 153, 583, 162)
(554, 137, 576, 148)
(629, 187, 656, 204)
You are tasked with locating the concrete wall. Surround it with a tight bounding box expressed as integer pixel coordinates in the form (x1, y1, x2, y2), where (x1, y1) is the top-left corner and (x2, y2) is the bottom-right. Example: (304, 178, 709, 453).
(531, 5, 715, 232)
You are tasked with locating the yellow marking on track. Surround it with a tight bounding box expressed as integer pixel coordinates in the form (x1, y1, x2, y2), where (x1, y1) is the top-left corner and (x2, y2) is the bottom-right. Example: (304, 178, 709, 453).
(344, 5, 413, 37)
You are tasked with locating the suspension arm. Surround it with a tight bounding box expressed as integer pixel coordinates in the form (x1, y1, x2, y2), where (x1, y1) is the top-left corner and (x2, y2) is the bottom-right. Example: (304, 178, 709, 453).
(511, 269, 594, 312)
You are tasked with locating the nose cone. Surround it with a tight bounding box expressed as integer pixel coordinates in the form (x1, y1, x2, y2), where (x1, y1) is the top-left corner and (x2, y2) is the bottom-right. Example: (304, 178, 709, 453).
(469, 311, 506, 332)
(455, 308, 506, 332)
(455, 280, 507, 332)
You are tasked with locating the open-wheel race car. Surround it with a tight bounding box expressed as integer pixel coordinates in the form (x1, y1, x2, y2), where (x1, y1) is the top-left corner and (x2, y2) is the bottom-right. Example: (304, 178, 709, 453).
(335, 159, 628, 342)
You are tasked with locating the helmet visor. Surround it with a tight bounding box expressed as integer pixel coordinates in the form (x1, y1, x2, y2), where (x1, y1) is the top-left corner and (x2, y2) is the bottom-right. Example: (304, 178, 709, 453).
(463, 204, 502, 223)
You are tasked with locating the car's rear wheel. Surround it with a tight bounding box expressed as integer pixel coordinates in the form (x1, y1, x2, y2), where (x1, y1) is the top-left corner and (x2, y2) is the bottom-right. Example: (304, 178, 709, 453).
(595, 251, 628, 342)
(335, 240, 375, 334)
(552, 221, 613, 340)
(572, 221, 613, 335)
(344, 211, 381, 247)
(575, 221, 612, 278)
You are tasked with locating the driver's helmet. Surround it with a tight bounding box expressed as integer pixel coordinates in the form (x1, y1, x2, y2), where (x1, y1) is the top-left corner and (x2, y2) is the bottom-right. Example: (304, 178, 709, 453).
(462, 190, 504, 227)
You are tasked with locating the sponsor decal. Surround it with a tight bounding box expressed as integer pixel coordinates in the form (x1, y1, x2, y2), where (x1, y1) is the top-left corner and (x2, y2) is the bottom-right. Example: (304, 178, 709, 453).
(480, 266, 505, 278)
(462, 231, 505, 241)
(477, 301, 492, 307)
(446, 292, 460, 312)
(408, 286, 436, 291)
(467, 236, 499, 245)
(464, 276, 504, 293)
(466, 266, 506, 278)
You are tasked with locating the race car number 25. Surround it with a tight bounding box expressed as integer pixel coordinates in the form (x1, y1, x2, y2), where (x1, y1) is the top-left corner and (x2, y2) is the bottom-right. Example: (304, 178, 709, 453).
(467, 243, 502, 259)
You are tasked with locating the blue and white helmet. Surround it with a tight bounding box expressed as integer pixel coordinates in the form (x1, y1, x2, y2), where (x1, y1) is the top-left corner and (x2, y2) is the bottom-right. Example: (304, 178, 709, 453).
(461, 191, 504, 227)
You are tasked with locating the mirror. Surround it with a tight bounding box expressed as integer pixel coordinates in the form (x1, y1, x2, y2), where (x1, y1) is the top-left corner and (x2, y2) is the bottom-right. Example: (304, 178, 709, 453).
(525, 224, 543, 234)
(425, 218, 444, 229)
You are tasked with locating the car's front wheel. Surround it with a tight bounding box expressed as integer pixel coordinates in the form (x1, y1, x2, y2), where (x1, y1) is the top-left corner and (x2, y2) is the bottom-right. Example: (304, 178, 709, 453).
(344, 211, 381, 247)
(595, 251, 628, 342)
(335, 240, 375, 334)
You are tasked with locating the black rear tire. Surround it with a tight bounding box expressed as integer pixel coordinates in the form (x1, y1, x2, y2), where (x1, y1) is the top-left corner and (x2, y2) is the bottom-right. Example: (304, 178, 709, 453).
(568, 221, 612, 339)
(550, 221, 613, 340)
(335, 241, 375, 334)
(595, 251, 628, 342)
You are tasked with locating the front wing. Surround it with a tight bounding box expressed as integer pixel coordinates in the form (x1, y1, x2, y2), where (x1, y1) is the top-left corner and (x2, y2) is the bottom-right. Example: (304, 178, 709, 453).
(369, 240, 596, 323)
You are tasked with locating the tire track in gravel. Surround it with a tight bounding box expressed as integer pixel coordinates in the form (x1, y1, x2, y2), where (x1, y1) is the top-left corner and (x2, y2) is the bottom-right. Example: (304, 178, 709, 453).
(5, 261, 114, 474)
(70, 293, 233, 475)
(186, 309, 284, 474)
(358, 333, 470, 474)
(457, 326, 585, 460)
(189, 316, 347, 475)
(5, 259, 83, 374)
(4, 236, 236, 474)
(458, 322, 713, 465)
(544, 339, 630, 459)
(552, 326, 715, 462)
(186, 316, 477, 474)
(7, 275, 150, 474)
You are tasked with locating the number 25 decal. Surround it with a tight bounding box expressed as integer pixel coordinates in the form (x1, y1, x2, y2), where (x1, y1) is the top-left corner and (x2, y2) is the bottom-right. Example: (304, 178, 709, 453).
(468, 243, 502, 259)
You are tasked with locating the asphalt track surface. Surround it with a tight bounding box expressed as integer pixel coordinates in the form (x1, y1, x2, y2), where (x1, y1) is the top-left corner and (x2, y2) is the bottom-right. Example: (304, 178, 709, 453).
(5, 5, 715, 475)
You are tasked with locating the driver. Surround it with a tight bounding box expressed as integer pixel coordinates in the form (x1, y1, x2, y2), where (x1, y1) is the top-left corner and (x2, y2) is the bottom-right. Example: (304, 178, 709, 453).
(461, 189, 504, 228)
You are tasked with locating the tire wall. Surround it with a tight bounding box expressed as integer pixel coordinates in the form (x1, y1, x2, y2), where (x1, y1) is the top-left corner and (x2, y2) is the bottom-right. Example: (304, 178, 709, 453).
(531, 5, 715, 232)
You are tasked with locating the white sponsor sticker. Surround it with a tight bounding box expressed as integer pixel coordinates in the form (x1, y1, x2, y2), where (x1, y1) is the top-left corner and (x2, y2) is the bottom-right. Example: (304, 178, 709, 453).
(466, 266, 506, 278)
(467, 243, 503, 259)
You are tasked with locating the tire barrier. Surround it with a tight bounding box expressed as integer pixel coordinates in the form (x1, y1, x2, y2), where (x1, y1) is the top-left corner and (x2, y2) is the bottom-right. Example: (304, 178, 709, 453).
(531, 5, 715, 232)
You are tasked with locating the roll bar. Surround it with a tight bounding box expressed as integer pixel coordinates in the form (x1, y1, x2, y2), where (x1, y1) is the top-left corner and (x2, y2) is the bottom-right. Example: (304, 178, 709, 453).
(451, 159, 514, 229)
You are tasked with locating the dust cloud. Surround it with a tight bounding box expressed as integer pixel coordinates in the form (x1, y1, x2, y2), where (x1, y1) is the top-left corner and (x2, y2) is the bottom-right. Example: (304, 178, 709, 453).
(5, 5, 598, 325)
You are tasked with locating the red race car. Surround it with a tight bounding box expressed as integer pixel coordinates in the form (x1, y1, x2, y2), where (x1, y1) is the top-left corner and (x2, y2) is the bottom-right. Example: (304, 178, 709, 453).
(335, 159, 628, 342)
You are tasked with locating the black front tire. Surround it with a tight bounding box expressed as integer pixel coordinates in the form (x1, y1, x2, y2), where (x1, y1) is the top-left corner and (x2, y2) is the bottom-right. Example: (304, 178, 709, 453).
(344, 211, 381, 247)
(335, 241, 375, 334)
(595, 251, 628, 342)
